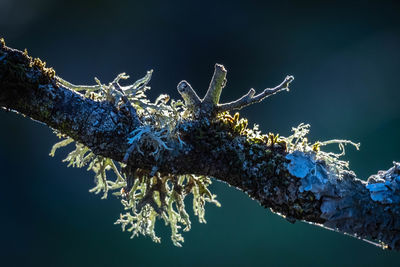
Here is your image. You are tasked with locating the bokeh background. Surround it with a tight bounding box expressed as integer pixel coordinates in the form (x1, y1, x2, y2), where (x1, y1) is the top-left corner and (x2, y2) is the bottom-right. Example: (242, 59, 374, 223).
(1, 0, 400, 266)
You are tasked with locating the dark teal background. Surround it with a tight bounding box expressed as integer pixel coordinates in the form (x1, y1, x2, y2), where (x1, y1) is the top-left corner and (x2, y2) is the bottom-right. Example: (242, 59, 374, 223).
(1, 0, 400, 266)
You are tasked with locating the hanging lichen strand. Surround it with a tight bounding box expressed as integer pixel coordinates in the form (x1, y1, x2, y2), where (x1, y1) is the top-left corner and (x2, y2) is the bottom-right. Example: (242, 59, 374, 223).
(50, 64, 360, 247)
(2, 37, 400, 249)
(51, 71, 221, 246)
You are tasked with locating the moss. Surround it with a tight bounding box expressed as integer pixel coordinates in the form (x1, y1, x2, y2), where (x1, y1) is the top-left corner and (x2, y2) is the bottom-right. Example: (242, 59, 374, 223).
(22, 48, 56, 80)
(1, 39, 56, 89)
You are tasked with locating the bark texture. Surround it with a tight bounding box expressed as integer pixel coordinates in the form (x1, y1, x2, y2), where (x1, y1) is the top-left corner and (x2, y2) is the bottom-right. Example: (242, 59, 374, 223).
(1, 41, 399, 250)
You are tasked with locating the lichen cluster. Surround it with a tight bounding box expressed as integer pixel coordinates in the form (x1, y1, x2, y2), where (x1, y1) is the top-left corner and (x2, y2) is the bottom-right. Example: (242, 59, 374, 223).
(50, 65, 360, 247)
(115, 172, 220, 246)
(284, 123, 360, 176)
(52, 72, 220, 246)
(367, 162, 400, 204)
(3, 38, 399, 250)
(284, 124, 360, 205)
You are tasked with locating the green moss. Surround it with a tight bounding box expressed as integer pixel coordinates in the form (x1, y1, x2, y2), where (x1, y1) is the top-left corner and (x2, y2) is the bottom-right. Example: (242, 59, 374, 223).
(1, 39, 56, 87)
(27, 53, 56, 80)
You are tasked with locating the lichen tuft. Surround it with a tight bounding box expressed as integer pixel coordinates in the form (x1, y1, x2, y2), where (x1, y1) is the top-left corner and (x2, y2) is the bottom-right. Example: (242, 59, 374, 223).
(51, 72, 220, 246)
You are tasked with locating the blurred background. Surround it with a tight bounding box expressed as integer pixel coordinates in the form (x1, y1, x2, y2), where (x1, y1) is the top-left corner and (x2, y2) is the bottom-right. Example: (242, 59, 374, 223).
(1, 0, 400, 266)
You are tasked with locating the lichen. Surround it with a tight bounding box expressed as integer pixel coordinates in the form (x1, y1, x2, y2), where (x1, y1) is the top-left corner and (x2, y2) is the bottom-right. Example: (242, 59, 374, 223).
(284, 123, 359, 174)
(51, 72, 220, 246)
(366, 162, 400, 204)
(50, 65, 358, 247)
(115, 173, 220, 247)
(286, 151, 330, 199)
(284, 124, 359, 198)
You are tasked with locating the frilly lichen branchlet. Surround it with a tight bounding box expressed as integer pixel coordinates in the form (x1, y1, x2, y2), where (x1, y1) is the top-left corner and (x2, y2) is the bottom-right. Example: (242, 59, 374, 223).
(51, 71, 220, 246)
(115, 172, 220, 246)
(283, 123, 360, 198)
(50, 63, 362, 247)
(50, 134, 220, 246)
(284, 123, 360, 175)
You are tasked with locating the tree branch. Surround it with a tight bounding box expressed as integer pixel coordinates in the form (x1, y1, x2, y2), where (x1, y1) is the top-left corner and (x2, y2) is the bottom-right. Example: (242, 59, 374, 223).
(202, 63, 227, 108)
(1, 39, 399, 250)
(217, 75, 294, 112)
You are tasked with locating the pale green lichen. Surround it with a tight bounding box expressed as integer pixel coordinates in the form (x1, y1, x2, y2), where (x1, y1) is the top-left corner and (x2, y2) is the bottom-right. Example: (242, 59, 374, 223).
(52, 70, 356, 247)
(115, 173, 220, 247)
(284, 123, 360, 175)
(51, 72, 220, 246)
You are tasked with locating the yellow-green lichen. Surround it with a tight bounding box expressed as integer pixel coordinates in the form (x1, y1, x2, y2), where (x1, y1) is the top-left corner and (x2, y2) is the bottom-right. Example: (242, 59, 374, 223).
(22, 48, 56, 79)
(283, 123, 360, 174)
(50, 72, 220, 246)
(50, 68, 357, 247)
(50, 134, 220, 246)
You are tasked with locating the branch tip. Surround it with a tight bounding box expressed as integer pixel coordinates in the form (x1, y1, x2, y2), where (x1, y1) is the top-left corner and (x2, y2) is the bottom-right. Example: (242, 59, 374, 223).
(202, 63, 228, 106)
(217, 75, 294, 112)
(215, 63, 226, 72)
(177, 80, 201, 109)
(176, 65, 294, 116)
(281, 75, 294, 91)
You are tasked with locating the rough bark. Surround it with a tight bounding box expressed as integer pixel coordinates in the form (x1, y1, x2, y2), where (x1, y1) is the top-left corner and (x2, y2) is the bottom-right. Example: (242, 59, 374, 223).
(1, 41, 399, 250)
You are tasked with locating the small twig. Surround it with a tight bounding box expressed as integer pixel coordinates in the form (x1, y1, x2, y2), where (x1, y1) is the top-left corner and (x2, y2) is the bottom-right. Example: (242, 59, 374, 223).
(176, 65, 293, 116)
(176, 80, 201, 110)
(202, 64, 227, 106)
(217, 75, 294, 112)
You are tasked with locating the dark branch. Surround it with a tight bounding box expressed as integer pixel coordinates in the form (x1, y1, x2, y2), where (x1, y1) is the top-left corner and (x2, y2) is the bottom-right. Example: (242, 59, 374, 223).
(1, 40, 399, 250)
(0, 41, 140, 161)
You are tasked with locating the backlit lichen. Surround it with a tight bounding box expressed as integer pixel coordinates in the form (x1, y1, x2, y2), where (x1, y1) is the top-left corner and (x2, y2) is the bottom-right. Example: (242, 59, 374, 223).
(283, 123, 360, 175)
(51, 72, 220, 246)
(51, 65, 359, 247)
(366, 162, 400, 204)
